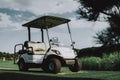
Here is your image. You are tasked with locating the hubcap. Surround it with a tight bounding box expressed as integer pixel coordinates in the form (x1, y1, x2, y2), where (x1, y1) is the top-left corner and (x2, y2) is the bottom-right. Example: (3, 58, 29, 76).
(49, 62, 55, 71)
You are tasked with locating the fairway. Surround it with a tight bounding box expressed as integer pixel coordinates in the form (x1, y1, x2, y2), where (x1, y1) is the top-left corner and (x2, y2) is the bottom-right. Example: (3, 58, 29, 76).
(0, 60, 120, 80)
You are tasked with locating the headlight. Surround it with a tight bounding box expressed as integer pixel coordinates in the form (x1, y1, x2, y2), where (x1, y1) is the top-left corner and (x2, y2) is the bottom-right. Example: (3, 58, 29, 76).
(74, 50, 77, 55)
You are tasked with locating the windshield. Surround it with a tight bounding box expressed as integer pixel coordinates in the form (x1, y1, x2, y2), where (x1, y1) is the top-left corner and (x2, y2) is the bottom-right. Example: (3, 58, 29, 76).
(50, 37, 72, 48)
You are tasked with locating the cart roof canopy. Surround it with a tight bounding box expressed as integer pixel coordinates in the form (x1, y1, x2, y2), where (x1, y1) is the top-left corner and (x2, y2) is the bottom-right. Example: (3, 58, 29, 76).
(22, 16, 70, 29)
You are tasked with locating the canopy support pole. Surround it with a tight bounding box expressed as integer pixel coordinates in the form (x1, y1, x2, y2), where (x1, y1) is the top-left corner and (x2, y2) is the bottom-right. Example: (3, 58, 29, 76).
(67, 23, 74, 49)
(44, 17, 50, 45)
(46, 27, 50, 44)
(28, 27, 31, 41)
(41, 29, 44, 42)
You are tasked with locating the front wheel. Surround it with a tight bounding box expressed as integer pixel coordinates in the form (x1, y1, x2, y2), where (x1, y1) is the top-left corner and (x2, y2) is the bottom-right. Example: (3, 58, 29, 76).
(69, 59, 81, 72)
(46, 58, 61, 73)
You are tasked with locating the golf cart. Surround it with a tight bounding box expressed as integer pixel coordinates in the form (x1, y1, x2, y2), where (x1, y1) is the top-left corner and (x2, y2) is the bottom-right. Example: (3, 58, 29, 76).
(14, 16, 81, 73)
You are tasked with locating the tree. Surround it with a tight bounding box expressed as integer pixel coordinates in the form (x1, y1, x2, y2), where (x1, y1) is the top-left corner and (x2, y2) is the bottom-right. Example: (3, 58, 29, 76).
(77, 0, 120, 21)
(77, 0, 120, 46)
(94, 12, 120, 46)
(0, 51, 13, 59)
(94, 27, 120, 46)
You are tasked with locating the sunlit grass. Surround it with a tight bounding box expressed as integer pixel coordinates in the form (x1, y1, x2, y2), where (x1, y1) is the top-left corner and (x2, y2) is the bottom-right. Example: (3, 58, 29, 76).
(0, 59, 17, 69)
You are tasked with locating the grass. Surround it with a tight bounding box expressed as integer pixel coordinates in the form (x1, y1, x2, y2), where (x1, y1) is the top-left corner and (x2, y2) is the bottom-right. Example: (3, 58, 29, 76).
(0, 59, 120, 80)
(0, 59, 17, 69)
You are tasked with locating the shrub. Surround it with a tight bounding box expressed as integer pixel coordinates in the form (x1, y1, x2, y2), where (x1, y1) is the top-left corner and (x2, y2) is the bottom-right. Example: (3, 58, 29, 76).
(101, 52, 120, 71)
(80, 52, 120, 71)
(80, 57, 101, 70)
(78, 44, 120, 57)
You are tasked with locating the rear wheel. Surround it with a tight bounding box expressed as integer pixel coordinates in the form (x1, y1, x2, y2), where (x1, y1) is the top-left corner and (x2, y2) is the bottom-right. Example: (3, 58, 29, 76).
(69, 58, 81, 72)
(18, 59, 28, 71)
(45, 58, 61, 73)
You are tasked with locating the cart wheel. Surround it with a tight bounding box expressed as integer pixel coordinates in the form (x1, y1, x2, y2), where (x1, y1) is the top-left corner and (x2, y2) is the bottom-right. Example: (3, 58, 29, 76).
(46, 58, 61, 73)
(69, 59, 81, 72)
(18, 59, 28, 71)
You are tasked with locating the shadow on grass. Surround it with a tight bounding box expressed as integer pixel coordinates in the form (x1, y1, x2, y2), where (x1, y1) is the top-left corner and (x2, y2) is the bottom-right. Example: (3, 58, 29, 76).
(0, 69, 102, 80)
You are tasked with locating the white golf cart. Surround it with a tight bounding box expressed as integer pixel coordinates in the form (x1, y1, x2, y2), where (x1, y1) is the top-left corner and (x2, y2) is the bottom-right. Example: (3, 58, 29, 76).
(14, 16, 81, 73)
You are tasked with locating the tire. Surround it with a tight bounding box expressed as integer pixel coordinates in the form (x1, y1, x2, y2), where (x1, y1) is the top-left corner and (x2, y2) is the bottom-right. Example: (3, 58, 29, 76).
(18, 59, 28, 71)
(45, 58, 61, 73)
(69, 58, 81, 72)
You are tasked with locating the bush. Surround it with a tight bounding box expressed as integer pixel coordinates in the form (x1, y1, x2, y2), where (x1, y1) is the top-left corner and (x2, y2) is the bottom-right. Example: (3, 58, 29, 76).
(80, 57, 101, 70)
(101, 52, 120, 71)
(78, 44, 120, 57)
(80, 52, 120, 71)
(78, 47, 102, 57)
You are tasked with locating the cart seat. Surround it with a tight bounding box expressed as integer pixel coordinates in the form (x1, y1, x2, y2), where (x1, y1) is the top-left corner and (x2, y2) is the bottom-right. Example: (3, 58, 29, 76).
(24, 41, 50, 54)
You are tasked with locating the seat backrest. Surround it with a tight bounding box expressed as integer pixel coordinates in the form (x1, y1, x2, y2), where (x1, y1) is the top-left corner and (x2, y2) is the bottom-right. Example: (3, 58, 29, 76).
(26, 41, 49, 54)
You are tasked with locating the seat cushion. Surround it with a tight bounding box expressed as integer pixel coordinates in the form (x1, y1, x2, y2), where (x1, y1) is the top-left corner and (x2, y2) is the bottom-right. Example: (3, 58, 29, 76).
(27, 41, 49, 54)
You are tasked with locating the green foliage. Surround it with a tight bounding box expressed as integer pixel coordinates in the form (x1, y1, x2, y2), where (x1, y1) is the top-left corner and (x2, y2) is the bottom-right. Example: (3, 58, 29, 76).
(81, 57, 101, 70)
(94, 13, 120, 46)
(77, 0, 120, 21)
(94, 28, 120, 46)
(78, 0, 120, 47)
(78, 45, 120, 57)
(0, 51, 13, 59)
(78, 47, 102, 57)
(101, 52, 120, 71)
(80, 52, 120, 71)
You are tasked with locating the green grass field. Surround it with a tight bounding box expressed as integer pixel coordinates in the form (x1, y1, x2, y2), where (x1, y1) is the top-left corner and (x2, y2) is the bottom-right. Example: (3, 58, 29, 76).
(0, 60, 120, 80)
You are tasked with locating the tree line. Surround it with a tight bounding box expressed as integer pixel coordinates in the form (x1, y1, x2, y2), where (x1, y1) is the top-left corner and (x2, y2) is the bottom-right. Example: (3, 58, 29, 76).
(0, 51, 13, 59)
